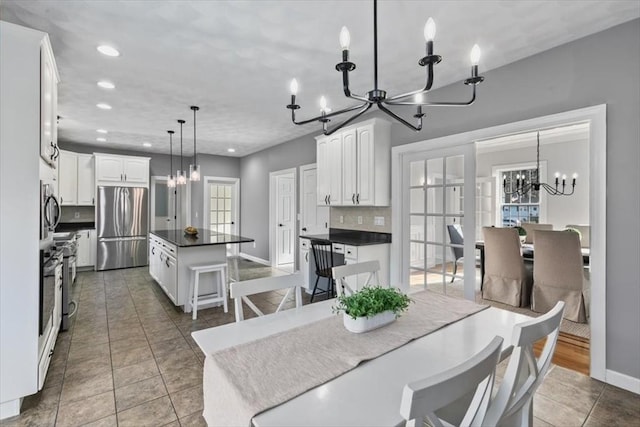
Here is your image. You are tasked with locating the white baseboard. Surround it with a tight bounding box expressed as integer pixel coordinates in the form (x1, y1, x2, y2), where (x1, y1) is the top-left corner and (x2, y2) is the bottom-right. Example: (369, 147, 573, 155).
(0, 398, 22, 420)
(238, 252, 270, 266)
(606, 369, 640, 394)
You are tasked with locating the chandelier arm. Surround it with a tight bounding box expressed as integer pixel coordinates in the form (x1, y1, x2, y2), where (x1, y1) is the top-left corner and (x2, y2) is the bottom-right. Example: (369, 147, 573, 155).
(385, 85, 477, 106)
(377, 103, 422, 132)
(323, 103, 373, 136)
(341, 71, 372, 103)
(291, 102, 368, 126)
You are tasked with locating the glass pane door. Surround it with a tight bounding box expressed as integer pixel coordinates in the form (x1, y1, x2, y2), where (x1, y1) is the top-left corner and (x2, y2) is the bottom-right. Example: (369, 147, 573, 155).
(206, 179, 238, 256)
(403, 145, 475, 300)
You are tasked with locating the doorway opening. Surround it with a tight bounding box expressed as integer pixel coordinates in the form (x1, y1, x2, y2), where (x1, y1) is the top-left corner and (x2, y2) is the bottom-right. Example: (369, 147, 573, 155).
(203, 176, 239, 257)
(150, 176, 190, 231)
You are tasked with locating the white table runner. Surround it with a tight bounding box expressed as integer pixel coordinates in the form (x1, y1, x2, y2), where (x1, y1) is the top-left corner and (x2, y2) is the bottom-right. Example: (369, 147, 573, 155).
(203, 290, 488, 427)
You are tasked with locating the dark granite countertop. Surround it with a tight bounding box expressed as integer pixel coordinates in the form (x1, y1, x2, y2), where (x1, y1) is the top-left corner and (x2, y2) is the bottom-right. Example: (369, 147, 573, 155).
(300, 228, 391, 246)
(56, 222, 95, 232)
(150, 228, 254, 248)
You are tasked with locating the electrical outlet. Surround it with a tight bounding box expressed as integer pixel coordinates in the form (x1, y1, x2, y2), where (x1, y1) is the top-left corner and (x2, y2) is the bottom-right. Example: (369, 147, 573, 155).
(374, 216, 384, 226)
(74, 211, 80, 219)
(340, 215, 344, 224)
(357, 216, 363, 225)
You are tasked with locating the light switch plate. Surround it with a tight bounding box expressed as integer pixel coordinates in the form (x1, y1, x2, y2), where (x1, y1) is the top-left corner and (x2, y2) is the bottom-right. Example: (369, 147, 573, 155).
(74, 211, 80, 219)
(374, 216, 384, 226)
(340, 215, 344, 224)
(357, 216, 363, 225)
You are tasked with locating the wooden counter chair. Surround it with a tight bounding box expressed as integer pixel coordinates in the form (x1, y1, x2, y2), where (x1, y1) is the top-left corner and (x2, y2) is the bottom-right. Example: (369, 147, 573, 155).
(310, 239, 336, 302)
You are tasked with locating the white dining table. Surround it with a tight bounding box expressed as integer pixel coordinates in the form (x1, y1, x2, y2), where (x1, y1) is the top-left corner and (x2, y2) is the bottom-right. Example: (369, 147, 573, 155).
(192, 298, 531, 427)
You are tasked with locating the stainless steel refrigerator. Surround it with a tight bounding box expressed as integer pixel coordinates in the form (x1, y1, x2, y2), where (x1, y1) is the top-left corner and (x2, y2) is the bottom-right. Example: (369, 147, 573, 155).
(96, 186, 148, 270)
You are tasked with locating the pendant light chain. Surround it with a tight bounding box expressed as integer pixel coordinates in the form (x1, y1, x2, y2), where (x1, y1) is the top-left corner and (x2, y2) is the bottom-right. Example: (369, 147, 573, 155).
(189, 106, 200, 181)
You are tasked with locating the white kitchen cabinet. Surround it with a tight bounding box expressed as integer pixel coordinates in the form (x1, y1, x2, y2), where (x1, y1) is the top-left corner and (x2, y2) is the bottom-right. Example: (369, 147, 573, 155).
(315, 118, 391, 206)
(40, 40, 59, 168)
(57, 151, 95, 205)
(77, 154, 95, 205)
(299, 239, 311, 289)
(95, 154, 150, 187)
(58, 150, 77, 205)
(76, 229, 96, 268)
(148, 236, 178, 304)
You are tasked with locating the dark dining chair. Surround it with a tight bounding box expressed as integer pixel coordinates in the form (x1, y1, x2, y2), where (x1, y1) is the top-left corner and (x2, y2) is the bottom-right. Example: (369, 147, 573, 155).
(447, 224, 464, 283)
(310, 239, 336, 302)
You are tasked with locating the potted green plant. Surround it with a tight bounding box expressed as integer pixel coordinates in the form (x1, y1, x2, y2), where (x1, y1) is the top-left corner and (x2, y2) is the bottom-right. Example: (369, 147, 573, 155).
(514, 226, 527, 243)
(333, 286, 412, 333)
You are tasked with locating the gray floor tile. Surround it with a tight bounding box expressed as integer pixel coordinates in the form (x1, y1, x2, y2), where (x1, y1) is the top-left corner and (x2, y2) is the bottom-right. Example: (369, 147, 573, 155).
(111, 343, 154, 369)
(60, 370, 114, 403)
(179, 411, 208, 427)
(113, 358, 160, 388)
(56, 390, 115, 427)
(533, 393, 588, 426)
(116, 395, 177, 427)
(169, 384, 204, 419)
(115, 375, 168, 412)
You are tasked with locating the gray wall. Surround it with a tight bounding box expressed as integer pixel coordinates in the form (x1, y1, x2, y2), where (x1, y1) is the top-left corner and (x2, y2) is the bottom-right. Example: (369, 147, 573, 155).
(239, 136, 316, 256)
(58, 142, 241, 227)
(238, 19, 640, 379)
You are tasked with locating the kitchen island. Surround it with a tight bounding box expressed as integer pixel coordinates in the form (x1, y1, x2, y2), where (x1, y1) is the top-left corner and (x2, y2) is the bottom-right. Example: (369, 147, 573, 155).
(149, 228, 253, 311)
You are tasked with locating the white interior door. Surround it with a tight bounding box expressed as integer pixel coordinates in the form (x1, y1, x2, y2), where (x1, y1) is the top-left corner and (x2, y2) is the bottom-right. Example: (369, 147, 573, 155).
(402, 144, 475, 300)
(204, 177, 239, 256)
(299, 164, 329, 236)
(276, 173, 295, 266)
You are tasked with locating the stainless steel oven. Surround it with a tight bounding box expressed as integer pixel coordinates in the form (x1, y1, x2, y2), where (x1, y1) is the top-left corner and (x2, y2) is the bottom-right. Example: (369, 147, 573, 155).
(40, 249, 62, 335)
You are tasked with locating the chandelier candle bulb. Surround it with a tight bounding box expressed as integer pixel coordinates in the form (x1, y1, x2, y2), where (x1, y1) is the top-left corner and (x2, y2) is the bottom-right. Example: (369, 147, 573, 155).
(340, 26, 351, 50)
(320, 96, 328, 113)
(424, 17, 436, 42)
(290, 79, 298, 96)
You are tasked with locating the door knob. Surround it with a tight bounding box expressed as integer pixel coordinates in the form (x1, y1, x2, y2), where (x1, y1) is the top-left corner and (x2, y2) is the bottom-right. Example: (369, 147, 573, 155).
(302, 227, 307, 232)
(279, 224, 284, 227)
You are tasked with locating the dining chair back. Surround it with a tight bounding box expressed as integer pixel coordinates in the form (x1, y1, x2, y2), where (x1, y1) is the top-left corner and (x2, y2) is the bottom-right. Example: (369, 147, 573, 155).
(565, 224, 590, 248)
(310, 239, 336, 302)
(230, 272, 303, 322)
(447, 224, 464, 283)
(520, 223, 553, 244)
(399, 336, 504, 427)
(331, 260, 381, 297)
(483, 302, 565, 427)
(532, 230, 587, 322)
(482, 227, 533, 307)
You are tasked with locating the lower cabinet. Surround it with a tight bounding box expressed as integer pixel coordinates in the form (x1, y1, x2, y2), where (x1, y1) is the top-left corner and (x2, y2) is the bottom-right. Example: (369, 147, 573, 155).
(149, 236, 178, 304)
(76, 229, 96, 268)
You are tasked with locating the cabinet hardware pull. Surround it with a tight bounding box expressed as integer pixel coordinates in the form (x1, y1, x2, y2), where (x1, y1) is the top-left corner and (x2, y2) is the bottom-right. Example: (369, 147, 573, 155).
(352, 194, 355, 204)
(302, 227, 307, 232)
(305, 252, 309, 262)
(152, 247, 155, 255)
(356, 193, 360, 204)
(125, 174, 127, 181)
(166, 259, 170, 268)
(120, 173, 123, 181)
(92, 197, 94, 205)
(328, 195, 331, 205)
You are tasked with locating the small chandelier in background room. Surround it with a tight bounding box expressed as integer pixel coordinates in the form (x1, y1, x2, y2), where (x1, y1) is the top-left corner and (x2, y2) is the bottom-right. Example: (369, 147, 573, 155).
(503, 132, 577, 197)
(189, 106, 200, 182)
(176, 119, 187, 185)
(167, 130, 176, 188)
(286, 0, 484, 135)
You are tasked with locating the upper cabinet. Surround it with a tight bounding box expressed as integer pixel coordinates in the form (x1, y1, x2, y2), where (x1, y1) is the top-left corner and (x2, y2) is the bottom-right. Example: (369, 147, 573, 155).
(58, 151, 95, 205)
(94, 154, 150, 187)
(40, 39, 59, 168)
(315, 118, 391, 206)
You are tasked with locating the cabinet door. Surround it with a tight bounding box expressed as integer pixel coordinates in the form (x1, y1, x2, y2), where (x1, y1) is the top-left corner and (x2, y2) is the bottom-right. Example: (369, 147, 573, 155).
(356, 124, 375, 205)
(149, 241, 159, 282)
(316, 137, 330, 205)
(123, 158, 149, 184)
(96, 156, 124, 182)
(327, 134, 343, 205)
(77, 154, 95, 205)
(89, 229, 97, 267)
(163, 253, 178, 304)
(341, 129, 357, 205)
(76, 230, 92, 267)
(40, 47, 55, 166)
(58, 151, 78, 205)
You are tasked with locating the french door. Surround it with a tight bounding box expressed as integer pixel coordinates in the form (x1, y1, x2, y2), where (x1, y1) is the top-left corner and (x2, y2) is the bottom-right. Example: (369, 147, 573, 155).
(401, 144, 476, 300)
(204, 177, 239, 256)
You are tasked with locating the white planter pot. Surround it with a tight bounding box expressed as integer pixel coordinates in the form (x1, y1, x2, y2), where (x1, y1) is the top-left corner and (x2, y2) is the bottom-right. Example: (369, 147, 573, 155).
(343, 310, 397, 333)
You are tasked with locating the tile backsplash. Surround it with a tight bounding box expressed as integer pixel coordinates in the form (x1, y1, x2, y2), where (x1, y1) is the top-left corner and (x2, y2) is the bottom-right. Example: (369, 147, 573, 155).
(330, 206, 391, 233)
(60, 206, 95, 223)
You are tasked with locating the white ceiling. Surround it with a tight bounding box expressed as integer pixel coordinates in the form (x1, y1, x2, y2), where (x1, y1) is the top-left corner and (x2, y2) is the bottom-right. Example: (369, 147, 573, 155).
(1, 1, 638, 157)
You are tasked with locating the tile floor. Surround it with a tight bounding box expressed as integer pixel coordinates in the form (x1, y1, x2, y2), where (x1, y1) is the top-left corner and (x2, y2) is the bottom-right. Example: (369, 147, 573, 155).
(3, 263, 639, 426)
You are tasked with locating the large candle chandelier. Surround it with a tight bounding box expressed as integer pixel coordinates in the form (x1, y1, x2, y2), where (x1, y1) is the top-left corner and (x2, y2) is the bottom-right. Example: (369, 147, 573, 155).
(286, 0, 484, 135)
(503, 132, 577, 197)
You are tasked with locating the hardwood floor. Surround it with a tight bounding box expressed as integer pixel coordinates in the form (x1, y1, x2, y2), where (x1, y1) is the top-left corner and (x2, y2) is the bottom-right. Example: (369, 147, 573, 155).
(535, 332, 590, 375)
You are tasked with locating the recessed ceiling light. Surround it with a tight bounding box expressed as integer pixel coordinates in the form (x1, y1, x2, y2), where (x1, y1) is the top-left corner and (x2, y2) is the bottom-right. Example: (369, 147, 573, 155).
(96, 129, 108, 134)
(227, 148, 236, 153)
(97, 45, 120, 57)
(96, 137, 107, 142)
(97, 81, 115, 89)
(143, 143, 152, 147)
(96, 103, 112, 110)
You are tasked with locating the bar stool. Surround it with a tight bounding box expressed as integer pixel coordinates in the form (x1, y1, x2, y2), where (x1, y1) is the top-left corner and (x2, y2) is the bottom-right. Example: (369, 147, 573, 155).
(187, 262, 228, 320)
